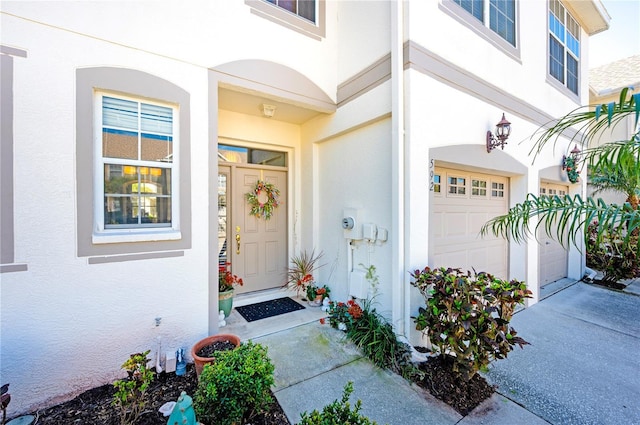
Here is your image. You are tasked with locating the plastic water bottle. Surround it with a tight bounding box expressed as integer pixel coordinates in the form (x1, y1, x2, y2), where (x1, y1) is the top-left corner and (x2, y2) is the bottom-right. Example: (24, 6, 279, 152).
(175, 348, 186, 376)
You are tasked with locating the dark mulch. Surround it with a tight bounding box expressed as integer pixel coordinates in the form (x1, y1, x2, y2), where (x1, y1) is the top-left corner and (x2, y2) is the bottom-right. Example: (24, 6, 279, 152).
(196, 340, 237, 358)
(28, 364, 290, 425)
(591, 278, 627, 290)
(415, 356, 495, 415)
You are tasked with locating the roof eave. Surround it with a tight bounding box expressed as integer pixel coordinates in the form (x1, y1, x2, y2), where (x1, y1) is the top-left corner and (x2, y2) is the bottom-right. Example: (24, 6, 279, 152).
(565, 0, 611, 35)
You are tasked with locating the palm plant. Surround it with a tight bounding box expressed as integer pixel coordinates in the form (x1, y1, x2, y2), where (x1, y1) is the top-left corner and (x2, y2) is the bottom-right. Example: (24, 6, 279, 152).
(284, 249, 324, 297)
(481, 89, 640, 258)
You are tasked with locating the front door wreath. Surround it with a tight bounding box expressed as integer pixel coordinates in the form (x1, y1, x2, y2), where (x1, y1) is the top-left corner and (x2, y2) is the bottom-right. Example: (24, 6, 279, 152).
(245, 180, 280, 220)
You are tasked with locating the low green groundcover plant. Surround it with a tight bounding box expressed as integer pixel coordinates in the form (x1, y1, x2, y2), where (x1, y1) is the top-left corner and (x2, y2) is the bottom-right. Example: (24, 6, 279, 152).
(410, 267, 531, 380)
(299, 381, 377, 425)
(194, 341, 274, 425)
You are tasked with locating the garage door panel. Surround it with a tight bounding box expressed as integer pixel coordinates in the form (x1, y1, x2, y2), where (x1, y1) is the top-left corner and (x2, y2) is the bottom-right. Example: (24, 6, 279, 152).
(538, 183, 569, 285)
(444, 213, 468, 237)
(432, 167, 509, 280)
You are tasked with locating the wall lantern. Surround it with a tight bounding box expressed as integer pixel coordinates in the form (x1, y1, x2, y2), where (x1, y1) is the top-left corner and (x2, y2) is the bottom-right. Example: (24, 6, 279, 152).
(562, 145, 581, 184)
(486, 113, 512, 153)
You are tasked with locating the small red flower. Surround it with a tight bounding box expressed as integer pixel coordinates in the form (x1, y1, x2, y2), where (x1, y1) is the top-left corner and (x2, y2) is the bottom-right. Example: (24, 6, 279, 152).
(319, 318, 326, 325)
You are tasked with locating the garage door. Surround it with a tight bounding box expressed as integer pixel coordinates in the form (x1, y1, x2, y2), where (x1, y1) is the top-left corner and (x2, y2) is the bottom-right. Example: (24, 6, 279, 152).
(538, 182, 569, 285)
(431, 167, 509, 279)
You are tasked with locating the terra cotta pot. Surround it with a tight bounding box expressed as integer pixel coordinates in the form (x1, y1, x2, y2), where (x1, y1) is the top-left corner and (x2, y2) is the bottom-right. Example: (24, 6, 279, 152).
(191, 333, 241, 377)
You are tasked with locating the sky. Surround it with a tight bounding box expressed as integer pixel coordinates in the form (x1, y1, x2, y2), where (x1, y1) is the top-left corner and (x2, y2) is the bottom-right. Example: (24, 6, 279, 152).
(588, 0, 640, 68)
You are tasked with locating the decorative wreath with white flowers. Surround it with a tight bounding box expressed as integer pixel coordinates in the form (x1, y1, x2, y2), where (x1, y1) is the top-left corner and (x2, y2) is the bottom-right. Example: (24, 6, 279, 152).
(245, 180, 280, 220)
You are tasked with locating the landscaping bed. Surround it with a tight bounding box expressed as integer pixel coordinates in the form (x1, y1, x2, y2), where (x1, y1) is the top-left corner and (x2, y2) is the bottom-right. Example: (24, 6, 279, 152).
(27, 364, 290, 425)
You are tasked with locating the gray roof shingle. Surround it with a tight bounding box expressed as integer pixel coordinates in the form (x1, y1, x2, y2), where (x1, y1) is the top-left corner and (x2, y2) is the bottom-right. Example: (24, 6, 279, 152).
(589, 55, 640, 95)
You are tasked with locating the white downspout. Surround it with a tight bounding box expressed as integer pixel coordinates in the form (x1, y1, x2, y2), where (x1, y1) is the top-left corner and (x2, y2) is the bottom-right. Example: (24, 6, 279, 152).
(390, 0, 407, 336)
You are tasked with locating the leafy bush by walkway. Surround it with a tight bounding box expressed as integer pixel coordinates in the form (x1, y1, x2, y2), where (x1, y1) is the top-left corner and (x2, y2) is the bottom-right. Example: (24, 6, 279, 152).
(410, 267, 531, 380)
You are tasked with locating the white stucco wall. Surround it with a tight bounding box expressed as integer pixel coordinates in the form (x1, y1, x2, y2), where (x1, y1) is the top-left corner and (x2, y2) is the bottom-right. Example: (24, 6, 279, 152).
(0, 12, 214, 415)
(0, 1, 340, 415)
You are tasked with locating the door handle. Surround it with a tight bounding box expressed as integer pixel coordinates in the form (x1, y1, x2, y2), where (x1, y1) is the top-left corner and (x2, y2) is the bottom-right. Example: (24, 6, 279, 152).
(236, 233, 241, 254)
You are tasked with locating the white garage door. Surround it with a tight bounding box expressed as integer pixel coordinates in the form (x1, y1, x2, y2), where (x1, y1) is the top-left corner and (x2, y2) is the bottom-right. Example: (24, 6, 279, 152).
(431, 167, 509, 279)
(538, 182, 569, 285)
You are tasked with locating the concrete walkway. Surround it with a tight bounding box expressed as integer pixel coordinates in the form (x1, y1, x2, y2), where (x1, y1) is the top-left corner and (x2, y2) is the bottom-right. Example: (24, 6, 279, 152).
(252, 281, 640, 425)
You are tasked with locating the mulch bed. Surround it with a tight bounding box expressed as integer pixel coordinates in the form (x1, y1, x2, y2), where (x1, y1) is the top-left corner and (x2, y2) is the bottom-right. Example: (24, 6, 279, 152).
(27, 364, 290, 425)
(415, 356, 494, 415)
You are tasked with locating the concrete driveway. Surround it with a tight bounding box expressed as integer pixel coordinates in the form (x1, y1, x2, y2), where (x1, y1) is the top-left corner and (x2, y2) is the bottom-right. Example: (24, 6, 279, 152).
(485, 282, 640, 425)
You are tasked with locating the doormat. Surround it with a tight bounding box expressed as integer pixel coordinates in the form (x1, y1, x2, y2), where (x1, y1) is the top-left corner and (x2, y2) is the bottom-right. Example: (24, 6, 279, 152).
(236, 297, 305, 322)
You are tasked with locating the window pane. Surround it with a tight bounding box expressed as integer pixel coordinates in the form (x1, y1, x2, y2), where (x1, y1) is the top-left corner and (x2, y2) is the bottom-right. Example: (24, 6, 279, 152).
(549, 35, 564, 83)
(298, 0, 315, 22)
(455, 0, 484, 21)
(548, 11, 564, 42)
(141, 103, 173, 134)
(567, 33, 579, 57)
(104, 164, 137, 194)
(103, 96, 138, 130)
(250, 149, 286, 166)
(277, 0, 296, 13)
(218, 145, 287, 167)
(141, 133, 173, 162)
(103, 129, 138, 159)
(141, 167, 171, 195)
(567, 54, 579, 94)
(105, 195, 134, 225)
(141, 195, 171, 224)
(490, 0, 516, 45)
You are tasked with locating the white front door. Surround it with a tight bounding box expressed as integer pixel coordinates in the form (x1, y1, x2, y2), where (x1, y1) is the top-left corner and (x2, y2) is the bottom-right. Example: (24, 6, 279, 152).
(538, 182, 569, 285)
(218, 164, 288, 294)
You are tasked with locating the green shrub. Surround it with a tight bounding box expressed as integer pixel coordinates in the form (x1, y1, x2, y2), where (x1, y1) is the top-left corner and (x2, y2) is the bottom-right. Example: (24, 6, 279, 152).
(112, 350, 155, 425)
(299, 381, 377, 425)
(586, 222, 639, 285)
(410, 267, 531, 380)
(194, 341, 274, 425)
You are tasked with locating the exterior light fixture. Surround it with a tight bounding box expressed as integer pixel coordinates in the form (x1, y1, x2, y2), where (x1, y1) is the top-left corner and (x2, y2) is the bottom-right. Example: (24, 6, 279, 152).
(262, 104, 277, 118)
(562, 145, 581, 184)
(486, 113, 512, 153)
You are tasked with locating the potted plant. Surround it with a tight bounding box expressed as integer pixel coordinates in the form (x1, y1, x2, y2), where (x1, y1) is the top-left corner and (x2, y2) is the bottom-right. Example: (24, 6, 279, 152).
(284, 250, 323, 298)
(218, 262, 243, 318)
(306, 284, 331, 307)
(191, 334, 241, 377)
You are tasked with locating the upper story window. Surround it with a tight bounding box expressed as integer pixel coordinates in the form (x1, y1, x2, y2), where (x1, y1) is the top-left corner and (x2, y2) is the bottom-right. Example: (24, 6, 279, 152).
(549, 0, 580, 95)
(452, 0, 516, 46)
(97, 93, 177, 231)
(246, 0, 324, 39)
(266, 0, 315, 23)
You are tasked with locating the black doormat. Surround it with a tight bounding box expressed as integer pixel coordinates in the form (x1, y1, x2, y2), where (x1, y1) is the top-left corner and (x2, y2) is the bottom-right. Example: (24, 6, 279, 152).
(236, 297, 305, 322)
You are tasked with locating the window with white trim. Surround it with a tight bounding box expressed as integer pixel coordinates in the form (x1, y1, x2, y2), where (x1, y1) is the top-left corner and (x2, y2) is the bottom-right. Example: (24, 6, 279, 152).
(97, 93, 177, 231)
(265, 0, 316, 23)
(452, 0, 516, 46)
(549, 0, 580, 95)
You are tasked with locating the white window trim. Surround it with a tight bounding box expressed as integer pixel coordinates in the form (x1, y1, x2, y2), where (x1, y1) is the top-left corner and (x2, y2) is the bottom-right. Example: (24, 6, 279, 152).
(440, 0, 521, 62)
(92, 91, 181, 244)
(246, 0, 325, 40)
(547, 0, 581, 99)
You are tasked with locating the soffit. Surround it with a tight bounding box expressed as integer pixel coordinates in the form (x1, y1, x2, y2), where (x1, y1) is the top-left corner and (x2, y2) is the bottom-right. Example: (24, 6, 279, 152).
(218, 87, 323, 125)
(564, 0, 610, 35)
